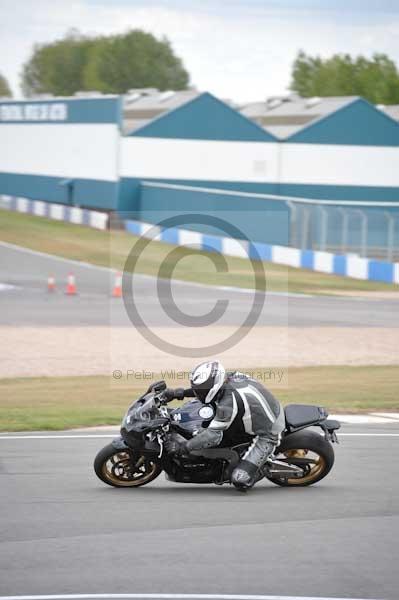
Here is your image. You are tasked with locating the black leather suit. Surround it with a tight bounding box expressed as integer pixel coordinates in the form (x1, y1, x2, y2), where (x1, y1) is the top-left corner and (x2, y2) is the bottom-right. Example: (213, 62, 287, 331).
(181, 372, 285, 489)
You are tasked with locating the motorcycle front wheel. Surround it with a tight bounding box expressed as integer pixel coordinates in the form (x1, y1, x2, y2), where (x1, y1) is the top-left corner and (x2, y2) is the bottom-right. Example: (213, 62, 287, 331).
(265, 430, 335, 487)
(94, 443, 162, 488)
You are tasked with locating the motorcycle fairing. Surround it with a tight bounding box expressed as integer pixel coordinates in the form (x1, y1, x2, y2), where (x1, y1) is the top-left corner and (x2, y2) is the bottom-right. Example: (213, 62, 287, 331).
(170, 398, 214, 433)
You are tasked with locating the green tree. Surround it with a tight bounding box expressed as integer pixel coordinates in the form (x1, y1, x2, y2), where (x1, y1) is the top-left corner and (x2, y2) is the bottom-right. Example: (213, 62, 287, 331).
(83, 30, 189, 93)
(21, 29, 189, 97)
(0, 72, 12, 97)
(21, 30, 94, 97)
(291, 51, 399, 104)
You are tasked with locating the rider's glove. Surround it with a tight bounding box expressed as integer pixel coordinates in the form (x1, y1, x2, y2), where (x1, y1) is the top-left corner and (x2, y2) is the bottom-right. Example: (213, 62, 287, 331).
(163, 388, 175, 401)
(163, 387, 185, 401)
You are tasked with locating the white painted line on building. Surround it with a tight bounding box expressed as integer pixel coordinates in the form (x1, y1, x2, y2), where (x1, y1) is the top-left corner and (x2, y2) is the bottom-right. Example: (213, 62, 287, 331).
(0, 594, 384, 600)
(142, 179, 399, 208)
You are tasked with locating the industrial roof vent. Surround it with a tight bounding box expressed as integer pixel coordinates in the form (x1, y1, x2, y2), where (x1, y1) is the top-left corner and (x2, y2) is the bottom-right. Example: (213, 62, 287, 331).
(31, 93, 55, 99)
(159, 91, 175, 102)
(126, 88, 159, 96)
(74, 91, 103, 97)
(125, 93, 141, 104)
(305, 96, 321, 109)
(266, 98, 283, 110)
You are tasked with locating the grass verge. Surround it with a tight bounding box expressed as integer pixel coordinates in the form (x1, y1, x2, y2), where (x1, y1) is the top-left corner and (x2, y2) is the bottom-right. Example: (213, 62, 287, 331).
(1, 366, 398, 431)
(0, 209, 397, 294)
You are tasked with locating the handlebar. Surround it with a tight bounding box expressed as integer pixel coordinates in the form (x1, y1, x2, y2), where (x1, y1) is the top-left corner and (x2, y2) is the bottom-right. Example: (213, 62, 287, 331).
(158, 388, 185, 404)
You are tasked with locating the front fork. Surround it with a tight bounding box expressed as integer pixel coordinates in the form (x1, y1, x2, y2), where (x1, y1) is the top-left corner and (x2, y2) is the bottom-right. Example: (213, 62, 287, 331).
(111, 437, 152, 471)
(111, 437, 129, 451)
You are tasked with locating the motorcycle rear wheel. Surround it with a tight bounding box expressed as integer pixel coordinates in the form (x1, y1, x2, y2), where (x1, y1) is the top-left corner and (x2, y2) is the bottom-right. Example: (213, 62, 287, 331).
(94, 443, 162, 488)
(265, 430, 335, 487)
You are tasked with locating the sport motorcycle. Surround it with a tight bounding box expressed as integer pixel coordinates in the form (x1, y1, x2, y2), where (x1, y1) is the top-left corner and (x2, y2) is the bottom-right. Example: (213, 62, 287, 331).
(94, 380, 340, 489)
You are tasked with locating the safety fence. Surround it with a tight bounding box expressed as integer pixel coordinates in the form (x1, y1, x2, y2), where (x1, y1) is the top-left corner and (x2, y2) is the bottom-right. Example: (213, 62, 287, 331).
(0, 195, 109, 230)
(125, 217, 399, 285)
(140, 181, 399, 262)
(288, 200, 399, 262)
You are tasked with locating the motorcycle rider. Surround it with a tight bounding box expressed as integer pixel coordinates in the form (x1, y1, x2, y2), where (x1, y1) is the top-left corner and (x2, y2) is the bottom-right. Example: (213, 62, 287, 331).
(165, 360, 285, 491)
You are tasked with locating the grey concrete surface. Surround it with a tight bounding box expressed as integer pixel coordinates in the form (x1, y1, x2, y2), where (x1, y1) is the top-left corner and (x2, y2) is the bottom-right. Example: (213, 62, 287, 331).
(1, 242, 398, 328)
(0, 426, 398, 599)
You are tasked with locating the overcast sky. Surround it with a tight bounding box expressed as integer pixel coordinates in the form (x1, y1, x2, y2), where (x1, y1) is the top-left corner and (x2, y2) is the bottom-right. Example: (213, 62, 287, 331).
(1, 0, 399, 102)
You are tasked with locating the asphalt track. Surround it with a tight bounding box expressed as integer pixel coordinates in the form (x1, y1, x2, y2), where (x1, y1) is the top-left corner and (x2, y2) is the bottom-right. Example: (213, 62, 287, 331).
(1, 242, 399, 328)
(1, 242, 399, 600)
(0, 425, 398, 600)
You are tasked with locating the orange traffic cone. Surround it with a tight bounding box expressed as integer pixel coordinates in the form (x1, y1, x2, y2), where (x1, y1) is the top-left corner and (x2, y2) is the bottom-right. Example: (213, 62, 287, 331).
(112, 272, 122, 297)
(47, 275, 56, 293)
(65, 273, 77, 295)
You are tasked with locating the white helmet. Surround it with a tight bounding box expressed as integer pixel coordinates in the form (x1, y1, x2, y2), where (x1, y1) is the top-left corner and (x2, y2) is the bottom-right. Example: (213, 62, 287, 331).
(189, 360, 226, 404)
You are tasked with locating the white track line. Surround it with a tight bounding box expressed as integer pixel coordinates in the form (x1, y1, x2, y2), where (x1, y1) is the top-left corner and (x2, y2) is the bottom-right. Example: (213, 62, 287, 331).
(0, 283, 19, 291)
(0, 594, 384, 600)
(0, 241, 310, 298)
(0, 433, 399, 440)
(0, 241, 113, 273)
(0, 435, 117, 440)
(339, 433, 399, 436)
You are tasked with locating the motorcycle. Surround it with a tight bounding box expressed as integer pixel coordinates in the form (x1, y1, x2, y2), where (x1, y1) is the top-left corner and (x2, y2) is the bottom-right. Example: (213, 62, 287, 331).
(94, 380, 340, 489)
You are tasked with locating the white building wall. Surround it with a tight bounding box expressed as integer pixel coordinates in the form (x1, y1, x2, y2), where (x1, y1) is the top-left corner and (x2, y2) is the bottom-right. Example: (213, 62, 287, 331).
(0, 124, 119, 181)
(121, 137, 399, 190)
(120, 137, 280, 183)
(280, 143, 399, 187)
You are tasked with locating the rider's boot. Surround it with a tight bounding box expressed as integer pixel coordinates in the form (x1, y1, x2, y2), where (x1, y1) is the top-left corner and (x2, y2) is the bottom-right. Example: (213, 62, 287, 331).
(231, 459, 259, 491)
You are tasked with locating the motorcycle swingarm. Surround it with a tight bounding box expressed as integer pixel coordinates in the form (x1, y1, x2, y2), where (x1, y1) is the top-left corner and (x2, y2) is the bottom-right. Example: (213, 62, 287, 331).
(264, 458, 305, 478)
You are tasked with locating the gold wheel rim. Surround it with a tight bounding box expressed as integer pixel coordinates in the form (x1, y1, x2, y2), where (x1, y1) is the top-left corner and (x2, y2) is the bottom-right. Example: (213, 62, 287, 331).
(102, 451, 158, 487)
(282, 449, 326, 485)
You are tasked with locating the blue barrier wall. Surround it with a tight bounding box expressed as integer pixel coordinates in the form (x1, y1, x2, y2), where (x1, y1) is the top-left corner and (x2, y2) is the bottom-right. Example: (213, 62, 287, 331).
(137, 182, 290, 245)
(125, 217, 399, 285)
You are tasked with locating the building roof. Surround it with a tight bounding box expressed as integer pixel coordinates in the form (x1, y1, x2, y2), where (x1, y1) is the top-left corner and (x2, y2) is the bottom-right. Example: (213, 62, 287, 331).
(287, 97, 399, 146)
(378, 104, 399, 122)
(122, 88, 237, 134)
(127, 92, 277, 142)
(240, 95, 359, 139)
(123, 88, 199, 133)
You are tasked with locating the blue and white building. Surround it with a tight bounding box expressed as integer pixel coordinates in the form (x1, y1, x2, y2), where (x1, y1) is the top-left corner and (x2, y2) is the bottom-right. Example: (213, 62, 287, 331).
(1, 90, 398, 281)
(0, 95, 121, 209)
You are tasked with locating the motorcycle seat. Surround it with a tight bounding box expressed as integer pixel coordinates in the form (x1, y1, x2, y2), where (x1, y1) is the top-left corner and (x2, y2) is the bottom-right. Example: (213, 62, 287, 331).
(284, 404, 327, 428)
